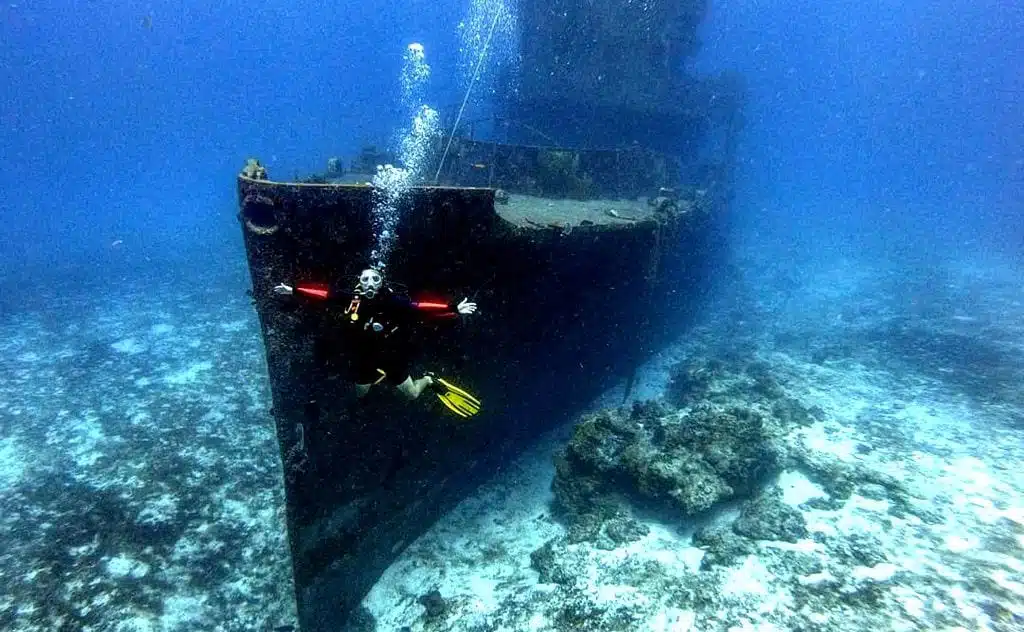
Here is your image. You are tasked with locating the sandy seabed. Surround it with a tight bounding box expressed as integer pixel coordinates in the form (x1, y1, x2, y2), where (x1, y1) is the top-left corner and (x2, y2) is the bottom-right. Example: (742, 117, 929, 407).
(1, 257, 1021, 632)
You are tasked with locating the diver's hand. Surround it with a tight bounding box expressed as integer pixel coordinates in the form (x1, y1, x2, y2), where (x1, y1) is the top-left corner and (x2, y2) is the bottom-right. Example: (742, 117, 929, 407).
(457, 298, 478, 315)
(273, 283, 294, 296)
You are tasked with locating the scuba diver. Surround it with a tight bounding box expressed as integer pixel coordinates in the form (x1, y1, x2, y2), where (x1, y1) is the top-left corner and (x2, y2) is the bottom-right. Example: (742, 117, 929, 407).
(273, 267, 482, 418)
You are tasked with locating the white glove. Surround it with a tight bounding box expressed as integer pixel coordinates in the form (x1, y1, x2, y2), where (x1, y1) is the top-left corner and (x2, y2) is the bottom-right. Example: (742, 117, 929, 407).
(457, 298, 478, 315)
(273, 283, 294, 295)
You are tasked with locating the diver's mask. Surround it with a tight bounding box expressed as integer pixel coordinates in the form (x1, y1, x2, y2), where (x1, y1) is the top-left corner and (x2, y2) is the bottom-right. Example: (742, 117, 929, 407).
(355, 268, 383, 298)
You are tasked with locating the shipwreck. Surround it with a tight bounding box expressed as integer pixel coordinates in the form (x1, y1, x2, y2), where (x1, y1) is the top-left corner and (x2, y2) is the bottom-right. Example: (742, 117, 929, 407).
(236, 0, 743, 629)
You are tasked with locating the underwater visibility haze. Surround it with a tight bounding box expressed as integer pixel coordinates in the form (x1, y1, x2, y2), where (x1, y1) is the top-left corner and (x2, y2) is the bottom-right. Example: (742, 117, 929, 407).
(0, 0, 1022, 630)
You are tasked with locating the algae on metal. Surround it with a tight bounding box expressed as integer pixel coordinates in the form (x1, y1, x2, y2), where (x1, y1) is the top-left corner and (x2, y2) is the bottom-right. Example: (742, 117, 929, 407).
(237, 156, 718, 630)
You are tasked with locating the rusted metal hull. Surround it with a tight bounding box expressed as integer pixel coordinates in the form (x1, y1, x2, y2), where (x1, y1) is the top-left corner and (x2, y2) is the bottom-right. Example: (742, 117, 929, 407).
(237, 172, 726, 629)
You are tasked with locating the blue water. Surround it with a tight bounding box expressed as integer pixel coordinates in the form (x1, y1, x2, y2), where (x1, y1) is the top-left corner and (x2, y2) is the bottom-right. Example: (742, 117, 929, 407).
(2, 0, 1022, 630)
(2, 1, 1019, 271)
(1, 0, 465, 270)
(697, 0, 1022, 262)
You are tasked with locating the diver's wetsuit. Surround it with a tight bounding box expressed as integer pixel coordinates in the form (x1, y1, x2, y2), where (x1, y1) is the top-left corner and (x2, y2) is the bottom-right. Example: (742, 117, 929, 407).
(295, 283, 458, 386)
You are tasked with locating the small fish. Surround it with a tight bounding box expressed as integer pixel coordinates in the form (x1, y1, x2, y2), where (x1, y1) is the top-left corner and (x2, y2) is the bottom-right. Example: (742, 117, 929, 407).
(141, 14, 152, 29)
(471, 163, 487, 170)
